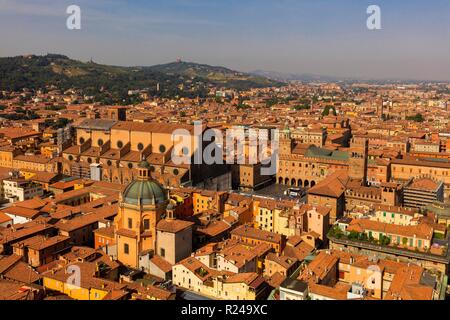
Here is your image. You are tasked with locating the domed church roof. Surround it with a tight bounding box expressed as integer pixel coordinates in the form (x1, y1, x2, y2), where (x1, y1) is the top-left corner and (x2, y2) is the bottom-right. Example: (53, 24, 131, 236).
(122, 180, 167, 206)
(122, 160, 167, 206)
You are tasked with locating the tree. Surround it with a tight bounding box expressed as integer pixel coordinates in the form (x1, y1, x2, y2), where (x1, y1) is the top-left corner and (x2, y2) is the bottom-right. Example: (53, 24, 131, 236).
(265, 98, 279, 107)
(236, 103, 250, 110)
(45, 105, 66, 111)
(322, 105, 337, 116)
(293, 104, 309, 111)
(52, 118, 71, 129)
(406, 113, 425, 122)
(358, 233, 368, 241)
(329, 226, 344, 239)
(348, 231, 360, 240)
(402, 237, 408, 246)
(380, 235, 391, 246)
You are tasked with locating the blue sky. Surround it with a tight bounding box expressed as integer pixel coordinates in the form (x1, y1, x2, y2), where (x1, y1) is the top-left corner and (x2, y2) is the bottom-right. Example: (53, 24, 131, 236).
(0, 0, 449, 80)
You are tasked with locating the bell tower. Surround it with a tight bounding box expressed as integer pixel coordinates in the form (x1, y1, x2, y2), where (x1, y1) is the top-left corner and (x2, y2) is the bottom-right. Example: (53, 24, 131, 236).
(279, 128, 293, 156)
(348, 137, 368, 184)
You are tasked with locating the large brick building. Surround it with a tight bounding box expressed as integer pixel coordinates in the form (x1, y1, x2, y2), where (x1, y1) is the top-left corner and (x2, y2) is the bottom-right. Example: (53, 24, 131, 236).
(61, 119, 228, 187)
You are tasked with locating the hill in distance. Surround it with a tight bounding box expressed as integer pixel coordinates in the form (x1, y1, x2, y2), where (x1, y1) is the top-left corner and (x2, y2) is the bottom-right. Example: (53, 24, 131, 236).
(147, 61, 264, 83)
(0, 54, 283, 96)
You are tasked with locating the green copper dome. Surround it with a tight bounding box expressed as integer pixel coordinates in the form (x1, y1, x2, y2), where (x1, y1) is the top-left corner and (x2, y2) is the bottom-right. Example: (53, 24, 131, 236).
(122, 179, 167, 206)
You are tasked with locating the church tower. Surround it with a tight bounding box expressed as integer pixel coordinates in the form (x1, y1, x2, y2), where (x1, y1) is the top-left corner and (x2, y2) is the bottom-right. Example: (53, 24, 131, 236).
(279, 128, 293, 156)
(114, 160, 168, 268)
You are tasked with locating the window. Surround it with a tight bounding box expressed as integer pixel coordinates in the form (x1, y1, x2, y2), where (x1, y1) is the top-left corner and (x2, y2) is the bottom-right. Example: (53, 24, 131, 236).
(98, 139, 104, 146)
(128, 218, 133, 229)
(79, 137, 85, 144)
(159, 145, 166, 153)
(143, 219, 150, 230)
(137, 143, 144, 151)
(160, 248, 165, 257)
(173, 169, 179, 176)
(117, 141, 123, 148)
(124, 244, 129, 255)
(128, 163, 133, 169)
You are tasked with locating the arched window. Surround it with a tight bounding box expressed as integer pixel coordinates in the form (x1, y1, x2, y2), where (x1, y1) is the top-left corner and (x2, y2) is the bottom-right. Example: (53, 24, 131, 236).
(117, 141, 123, 148)
(137, 143, 144, 151)
(79, 137, 85, 144)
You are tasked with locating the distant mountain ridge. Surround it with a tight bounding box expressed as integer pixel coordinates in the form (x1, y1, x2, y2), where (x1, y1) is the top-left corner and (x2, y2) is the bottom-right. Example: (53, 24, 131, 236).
(0, 54, 283, 95)
(145, 61, 281, 87)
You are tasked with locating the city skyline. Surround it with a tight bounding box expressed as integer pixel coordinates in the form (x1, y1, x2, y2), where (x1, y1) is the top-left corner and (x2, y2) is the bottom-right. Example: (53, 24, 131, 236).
(0, 2, 450, 303)
(0, 0, 450, 81)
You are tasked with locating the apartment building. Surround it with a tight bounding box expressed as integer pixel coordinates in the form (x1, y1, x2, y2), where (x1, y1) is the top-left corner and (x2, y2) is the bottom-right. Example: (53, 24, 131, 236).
(2, 177, 44, 203)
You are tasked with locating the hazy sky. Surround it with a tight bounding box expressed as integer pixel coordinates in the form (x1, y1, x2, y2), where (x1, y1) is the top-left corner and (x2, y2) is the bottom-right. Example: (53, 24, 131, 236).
(0, 0, 449, 80)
